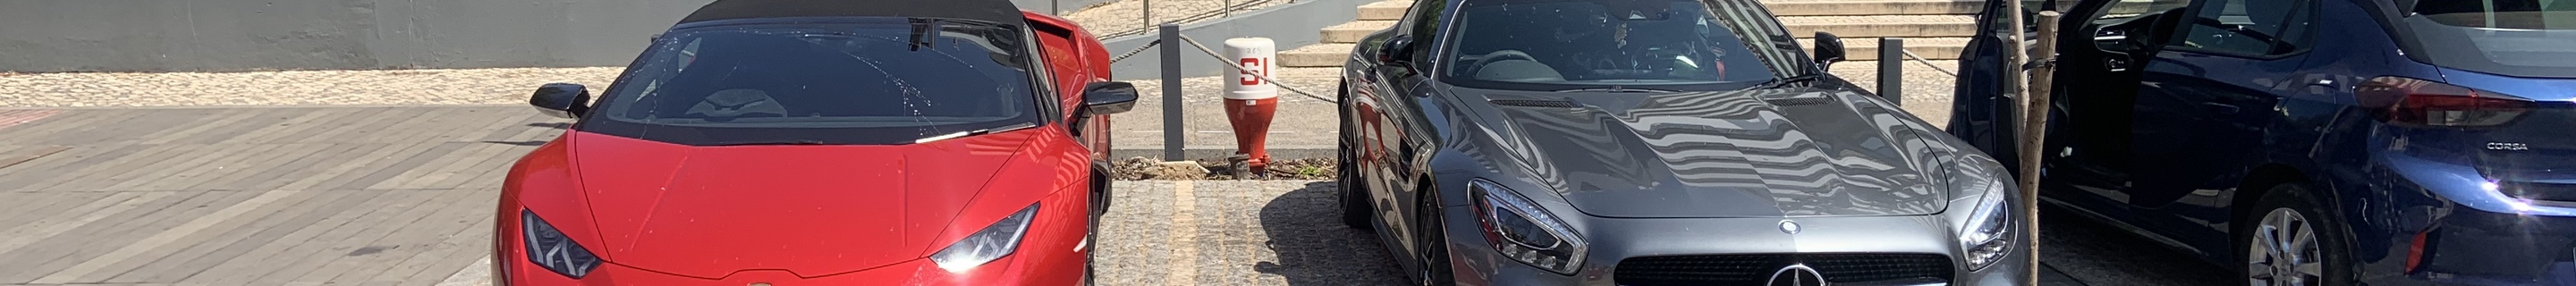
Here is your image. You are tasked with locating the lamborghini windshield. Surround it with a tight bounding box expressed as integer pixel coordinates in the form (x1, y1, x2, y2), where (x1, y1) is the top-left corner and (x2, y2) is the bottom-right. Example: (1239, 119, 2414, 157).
(578, 19, 1043, 146)
(1440, 0, 1804, 90)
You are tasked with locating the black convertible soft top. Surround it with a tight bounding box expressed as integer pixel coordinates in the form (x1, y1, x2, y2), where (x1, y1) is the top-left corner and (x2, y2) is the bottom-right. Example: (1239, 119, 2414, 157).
(679, 0, 1023, 24)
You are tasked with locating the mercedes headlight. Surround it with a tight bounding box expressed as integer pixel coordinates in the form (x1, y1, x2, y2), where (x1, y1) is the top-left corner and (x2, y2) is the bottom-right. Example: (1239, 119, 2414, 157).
(931, 204, 1038, 273)
(1470, 179, 1588, 275)
(1954, 175, 2016, 272)
(521, 210, 602, 279)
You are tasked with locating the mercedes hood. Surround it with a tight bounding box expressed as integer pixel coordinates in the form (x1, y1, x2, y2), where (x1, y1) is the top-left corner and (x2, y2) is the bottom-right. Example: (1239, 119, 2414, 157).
(1454, 87, 1957, 218)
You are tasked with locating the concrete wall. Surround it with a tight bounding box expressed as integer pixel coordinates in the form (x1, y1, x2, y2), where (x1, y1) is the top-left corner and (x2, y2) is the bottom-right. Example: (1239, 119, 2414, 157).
(0, 0, 1090, 72)
(1098, 0, 1371, 80)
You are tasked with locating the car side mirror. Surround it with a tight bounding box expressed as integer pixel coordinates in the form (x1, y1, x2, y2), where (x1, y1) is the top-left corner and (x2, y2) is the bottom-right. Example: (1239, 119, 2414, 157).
(1375, 35, 1416, 67)
(530, 83, 591, 119)
(1081, 81, 1139, 115)
(1812, 32, 1848, 72)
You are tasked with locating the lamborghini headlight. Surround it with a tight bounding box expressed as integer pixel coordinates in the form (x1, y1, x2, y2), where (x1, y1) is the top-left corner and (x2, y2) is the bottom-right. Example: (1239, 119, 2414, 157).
(931, 204, 1038, 273)
(521, 210, 602, 279)
(1954, 174, 2016, 272)
(1470, 179, 1588, 275)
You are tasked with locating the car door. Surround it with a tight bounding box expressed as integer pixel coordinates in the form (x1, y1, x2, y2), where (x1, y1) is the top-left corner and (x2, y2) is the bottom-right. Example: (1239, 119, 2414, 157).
(2122, 0, 2318, 237)
(1349, 0, 1451, 268)
(2032, 0, 2198, 216)
(1944, 0, 2047, 164)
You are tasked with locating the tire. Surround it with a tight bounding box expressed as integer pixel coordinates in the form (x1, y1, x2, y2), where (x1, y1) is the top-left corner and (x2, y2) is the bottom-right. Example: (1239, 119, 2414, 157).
(1415, 189, 1456, 286)
(2241, 184, 2355, 286)
(1085, 175, 1105, 286)
(1338, 80, 1374, 231)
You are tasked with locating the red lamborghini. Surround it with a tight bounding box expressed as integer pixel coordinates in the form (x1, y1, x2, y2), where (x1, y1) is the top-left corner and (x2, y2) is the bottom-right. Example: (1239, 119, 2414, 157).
(491, 0, 1132, 284)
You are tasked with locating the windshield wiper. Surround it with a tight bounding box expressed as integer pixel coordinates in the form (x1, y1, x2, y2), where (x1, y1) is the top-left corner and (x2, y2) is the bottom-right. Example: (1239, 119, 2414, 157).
(707, 139, 827, 147)
(915, 122, 1038, 144)
(1748, 73, 1826, 90)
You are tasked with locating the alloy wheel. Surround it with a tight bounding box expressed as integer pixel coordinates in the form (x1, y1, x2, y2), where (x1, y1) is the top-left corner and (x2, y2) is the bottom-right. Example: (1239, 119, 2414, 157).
(2248, 208, 2323, 286)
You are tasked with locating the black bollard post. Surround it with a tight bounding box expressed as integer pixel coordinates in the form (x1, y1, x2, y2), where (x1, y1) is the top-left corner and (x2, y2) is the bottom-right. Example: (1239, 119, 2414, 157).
(1159, 24, 1185, 161)
(1879, 38, 1903, 107)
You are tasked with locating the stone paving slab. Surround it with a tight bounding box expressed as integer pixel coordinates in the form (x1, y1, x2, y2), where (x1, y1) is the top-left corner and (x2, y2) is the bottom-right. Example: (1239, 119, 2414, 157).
(0, 106, 562, 286)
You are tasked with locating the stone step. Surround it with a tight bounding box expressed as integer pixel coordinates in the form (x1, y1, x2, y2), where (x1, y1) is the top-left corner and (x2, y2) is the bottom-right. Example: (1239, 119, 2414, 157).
(1320, 20, 1396, 44)
(1358, 1, 1410, 21)
(1798, 37, 1970, 61)
(1781, 14, 1978, 38)
(1280, 43, 1357, 67)
(1762, 0, 1981, 16)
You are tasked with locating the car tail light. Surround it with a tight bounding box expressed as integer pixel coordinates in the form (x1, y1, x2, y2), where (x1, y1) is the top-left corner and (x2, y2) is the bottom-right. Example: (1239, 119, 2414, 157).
(2355, 76, 2535, 127)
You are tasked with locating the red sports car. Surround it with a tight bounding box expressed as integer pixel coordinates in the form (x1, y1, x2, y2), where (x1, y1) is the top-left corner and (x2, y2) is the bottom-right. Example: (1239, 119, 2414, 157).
(491, 0, 1133, 284)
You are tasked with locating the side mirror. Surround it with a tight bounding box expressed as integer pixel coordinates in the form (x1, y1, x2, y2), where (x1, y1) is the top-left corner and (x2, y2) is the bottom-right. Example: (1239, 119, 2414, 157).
(1080, 81, 1140, 115)
(1374, 35, 1416, 67)
(1811, 32, 1848, 71)
(530, 83, 591, 119)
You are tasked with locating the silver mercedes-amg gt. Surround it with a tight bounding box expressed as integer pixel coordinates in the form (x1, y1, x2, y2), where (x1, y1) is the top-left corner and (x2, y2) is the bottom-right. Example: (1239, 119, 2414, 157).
(1332, 0, 2032, 284)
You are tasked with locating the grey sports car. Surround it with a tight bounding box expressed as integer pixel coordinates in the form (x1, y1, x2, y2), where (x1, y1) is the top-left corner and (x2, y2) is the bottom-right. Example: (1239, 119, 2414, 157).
(1331, 0, 2032, 284)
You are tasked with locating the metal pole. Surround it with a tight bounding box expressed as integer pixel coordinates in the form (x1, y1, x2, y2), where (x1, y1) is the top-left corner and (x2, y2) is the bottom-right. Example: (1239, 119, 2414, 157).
(1052, 0, 1060, 15)
(1160, 24, 1186, 161)
(1143, 0, 1154, 25)
(1878, 38, 1903, 107)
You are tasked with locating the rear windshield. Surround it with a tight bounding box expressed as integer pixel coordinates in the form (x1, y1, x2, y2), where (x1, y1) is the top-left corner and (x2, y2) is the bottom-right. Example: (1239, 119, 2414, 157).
(2401, 0, 2576, 78)
(578, 20, 1043, 146)
(1437, 0, 1803, 91)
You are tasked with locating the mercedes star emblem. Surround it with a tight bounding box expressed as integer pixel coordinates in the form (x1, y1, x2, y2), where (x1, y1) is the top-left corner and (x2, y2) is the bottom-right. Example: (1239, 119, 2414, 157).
(1767, 264, 1827, 286)
(1778, 220, 1801, 234)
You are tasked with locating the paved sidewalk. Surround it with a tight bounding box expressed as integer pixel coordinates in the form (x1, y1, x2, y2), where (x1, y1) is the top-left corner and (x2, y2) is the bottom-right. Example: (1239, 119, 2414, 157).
(0, 105, 2201, 285)
(0, 106, 562, 286)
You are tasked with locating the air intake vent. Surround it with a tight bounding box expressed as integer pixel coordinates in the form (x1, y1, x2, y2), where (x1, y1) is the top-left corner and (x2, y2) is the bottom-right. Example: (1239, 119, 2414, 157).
(1614, 253, 1953, 285)
(2502, 181, 2576, 202)
(1488, 99, 1581, 108)
(1762, 97, 1837, 106)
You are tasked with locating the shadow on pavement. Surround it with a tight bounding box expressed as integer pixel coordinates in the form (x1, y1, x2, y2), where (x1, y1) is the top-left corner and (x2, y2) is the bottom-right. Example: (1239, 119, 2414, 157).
(1254, 181, 1410, 285)
(2039, 205, 2234, 286)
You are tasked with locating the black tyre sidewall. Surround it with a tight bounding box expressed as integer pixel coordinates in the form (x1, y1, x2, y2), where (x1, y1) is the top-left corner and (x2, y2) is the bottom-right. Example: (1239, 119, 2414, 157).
(1418, 189, 1456, 286)
(2243, 184, 2358, 286)
(1338, 80, 1373, 230)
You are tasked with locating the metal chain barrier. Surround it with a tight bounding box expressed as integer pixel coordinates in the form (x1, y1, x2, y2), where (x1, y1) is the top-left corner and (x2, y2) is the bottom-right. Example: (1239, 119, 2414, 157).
(1176, 35, 1337, 104)
(1111, 40, 1160, 63)
(1899, 50, 1959, 77)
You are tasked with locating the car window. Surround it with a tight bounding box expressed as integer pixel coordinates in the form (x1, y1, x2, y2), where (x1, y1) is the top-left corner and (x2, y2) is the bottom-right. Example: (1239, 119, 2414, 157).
(1401, 0, 1454, 63)
(2172, 0, 2318, 56)
(2074, 0, 2192, 51)
(1436, 0, 1793, 91)
(2399, 0, 2576, 78)
(576, 20, 1045, 146)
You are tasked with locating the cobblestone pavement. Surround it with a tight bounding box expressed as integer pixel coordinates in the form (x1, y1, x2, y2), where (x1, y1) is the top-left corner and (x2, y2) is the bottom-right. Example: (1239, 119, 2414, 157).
(1098, 181, 2228, 286)
(1093, 181, 1408, 285)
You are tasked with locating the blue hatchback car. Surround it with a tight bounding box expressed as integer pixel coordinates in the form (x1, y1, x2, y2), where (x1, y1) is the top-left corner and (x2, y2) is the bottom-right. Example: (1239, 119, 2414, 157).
(1947, 0, 2575, 284)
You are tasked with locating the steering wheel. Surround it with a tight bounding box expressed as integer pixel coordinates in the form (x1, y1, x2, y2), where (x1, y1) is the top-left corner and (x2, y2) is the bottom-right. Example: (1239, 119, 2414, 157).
(1462, 50, 1541, 79)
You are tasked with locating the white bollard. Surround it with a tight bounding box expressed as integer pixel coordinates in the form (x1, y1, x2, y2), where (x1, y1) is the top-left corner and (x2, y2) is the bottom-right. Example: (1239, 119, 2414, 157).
(1222, 38, 1277, 101)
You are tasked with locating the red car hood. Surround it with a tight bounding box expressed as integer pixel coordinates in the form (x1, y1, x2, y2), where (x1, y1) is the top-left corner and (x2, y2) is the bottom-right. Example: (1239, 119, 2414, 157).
(561, 130, 1036, 278)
